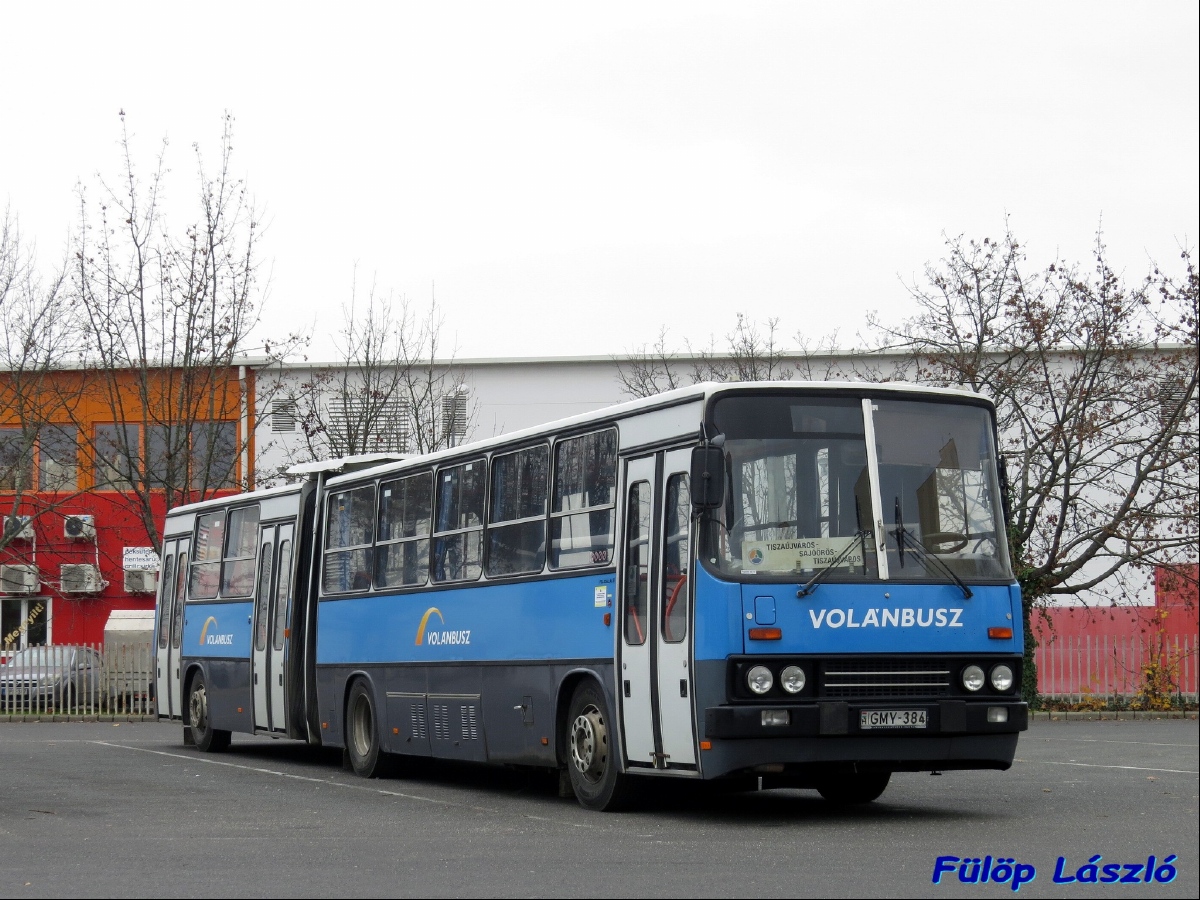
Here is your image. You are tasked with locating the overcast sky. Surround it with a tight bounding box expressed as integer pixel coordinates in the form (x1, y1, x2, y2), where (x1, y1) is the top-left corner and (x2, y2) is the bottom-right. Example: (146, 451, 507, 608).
(2, 1, 1197, 362)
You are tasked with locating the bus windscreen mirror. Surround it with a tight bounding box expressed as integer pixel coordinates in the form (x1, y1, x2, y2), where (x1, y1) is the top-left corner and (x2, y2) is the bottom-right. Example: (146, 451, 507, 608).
(690, 446, 725, 510)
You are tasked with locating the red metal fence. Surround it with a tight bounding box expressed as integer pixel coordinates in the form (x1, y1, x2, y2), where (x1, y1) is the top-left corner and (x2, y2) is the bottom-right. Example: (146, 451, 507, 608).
(1035, 633, 1198, 702)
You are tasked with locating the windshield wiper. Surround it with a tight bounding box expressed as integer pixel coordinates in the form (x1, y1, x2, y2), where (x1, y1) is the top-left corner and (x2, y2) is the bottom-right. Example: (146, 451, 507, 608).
(796, 530, 871, 598)
(894, 525, 974, 600)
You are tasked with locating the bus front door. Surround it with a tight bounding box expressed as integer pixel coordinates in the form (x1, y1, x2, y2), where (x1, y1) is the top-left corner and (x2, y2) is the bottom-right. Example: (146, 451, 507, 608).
(619, 449, 697, 771)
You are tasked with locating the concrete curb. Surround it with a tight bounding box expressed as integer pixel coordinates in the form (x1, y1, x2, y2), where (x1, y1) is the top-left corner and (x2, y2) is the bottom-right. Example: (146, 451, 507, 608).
(1030, 709, 1198, 721)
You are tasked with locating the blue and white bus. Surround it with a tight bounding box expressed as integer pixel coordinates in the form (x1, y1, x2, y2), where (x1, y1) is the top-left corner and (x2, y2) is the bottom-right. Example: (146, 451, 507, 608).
(154, 382, 1027, 809)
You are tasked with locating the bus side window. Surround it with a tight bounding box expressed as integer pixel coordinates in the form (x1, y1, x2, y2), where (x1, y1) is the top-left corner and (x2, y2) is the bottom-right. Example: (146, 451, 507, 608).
(550, 428, 617, 569)
(624, 481, 651, 645)
(322, 486, 376, 594)
(190, 511, 225, 599)
(487, 445, 548, 577)
(432, 460, 485, 583)
(376, 473, 432, 589)
(222, 505, 261, 597)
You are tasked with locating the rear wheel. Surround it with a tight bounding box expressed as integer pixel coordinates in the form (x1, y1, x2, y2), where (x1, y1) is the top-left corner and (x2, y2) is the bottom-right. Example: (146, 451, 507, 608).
(346, 679, 384, 778)
(188, 672, 231, 752)
(564, 681, 632, 811)
(817, 771, 890, 805)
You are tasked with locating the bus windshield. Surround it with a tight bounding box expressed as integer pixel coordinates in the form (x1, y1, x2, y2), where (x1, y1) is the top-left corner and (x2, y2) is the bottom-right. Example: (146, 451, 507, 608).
(706, 393, 1011, 582)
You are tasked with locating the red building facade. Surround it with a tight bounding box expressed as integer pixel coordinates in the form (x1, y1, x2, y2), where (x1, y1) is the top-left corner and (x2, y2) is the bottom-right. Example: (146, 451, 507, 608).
(1, 365, 254, 651)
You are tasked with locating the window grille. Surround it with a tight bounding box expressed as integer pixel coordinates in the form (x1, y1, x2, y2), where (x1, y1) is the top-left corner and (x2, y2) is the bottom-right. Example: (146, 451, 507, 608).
(271, 400, 297, 433)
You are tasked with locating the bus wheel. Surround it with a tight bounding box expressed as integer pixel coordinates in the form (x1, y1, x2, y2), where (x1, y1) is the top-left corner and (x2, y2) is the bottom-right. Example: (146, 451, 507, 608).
(346, 680, 384, 778)
(817, 771, 890, 805)
(188, 673, 231, 753)
(564, 681, 631, 811)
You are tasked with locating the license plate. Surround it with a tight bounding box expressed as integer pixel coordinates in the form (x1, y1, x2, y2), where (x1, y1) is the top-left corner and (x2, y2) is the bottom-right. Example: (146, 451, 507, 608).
(860, 709, 927, 730)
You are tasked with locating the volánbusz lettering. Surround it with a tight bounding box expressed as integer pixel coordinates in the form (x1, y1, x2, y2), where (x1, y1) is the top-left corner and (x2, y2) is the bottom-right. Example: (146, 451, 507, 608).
(809, 608, 964, 628)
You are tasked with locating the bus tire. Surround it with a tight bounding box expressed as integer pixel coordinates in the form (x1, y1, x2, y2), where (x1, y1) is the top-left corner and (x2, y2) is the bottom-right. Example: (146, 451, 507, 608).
(564, 681, 631, 811)
(188, 672, 231, 753)
(346, 679, 384, 778)
(817, 771, 890, 805)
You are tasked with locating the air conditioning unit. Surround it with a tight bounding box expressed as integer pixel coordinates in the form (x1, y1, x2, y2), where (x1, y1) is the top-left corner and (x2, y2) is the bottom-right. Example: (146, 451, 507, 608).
(3, 515, 34, 542)
(60, 564, 103, 595)
(0, 564, 39, 594)
(124, 569, 159, 594)
(64, 515, 97, 541)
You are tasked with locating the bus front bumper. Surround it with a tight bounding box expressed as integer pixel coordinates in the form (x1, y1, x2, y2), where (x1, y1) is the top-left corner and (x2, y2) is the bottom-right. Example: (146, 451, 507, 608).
(705, 699, 1028, 740)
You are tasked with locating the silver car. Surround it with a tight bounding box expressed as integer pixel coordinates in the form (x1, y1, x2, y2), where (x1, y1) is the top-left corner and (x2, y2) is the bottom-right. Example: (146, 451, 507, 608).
(0, 646, 103, 711)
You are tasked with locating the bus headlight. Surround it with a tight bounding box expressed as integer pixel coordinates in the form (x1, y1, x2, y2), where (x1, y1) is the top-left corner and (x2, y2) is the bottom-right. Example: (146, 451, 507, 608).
(780, 665, 806, 694)
(747, 665, 773, 695)
(990, 664, 1014, 692)
(961, 665, 985, 692)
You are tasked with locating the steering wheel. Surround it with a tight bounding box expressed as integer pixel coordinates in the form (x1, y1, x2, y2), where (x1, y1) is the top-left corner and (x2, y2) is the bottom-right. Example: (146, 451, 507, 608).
(923, 531, 969, 553)
(663, 574, 688, 642)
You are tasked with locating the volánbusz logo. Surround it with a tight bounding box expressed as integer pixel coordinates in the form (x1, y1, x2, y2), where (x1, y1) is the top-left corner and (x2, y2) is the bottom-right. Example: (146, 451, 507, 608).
(414, 607, 471, 647)
(809, 608, 964, 629)
(198, 616, 235, 646)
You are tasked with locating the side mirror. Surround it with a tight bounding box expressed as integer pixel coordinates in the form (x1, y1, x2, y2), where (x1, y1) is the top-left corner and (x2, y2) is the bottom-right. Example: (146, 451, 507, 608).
(690, 445, 726, 510)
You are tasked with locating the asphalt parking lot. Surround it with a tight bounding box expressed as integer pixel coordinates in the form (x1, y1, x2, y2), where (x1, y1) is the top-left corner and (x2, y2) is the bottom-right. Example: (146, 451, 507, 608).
(1, 717, 1196, 898)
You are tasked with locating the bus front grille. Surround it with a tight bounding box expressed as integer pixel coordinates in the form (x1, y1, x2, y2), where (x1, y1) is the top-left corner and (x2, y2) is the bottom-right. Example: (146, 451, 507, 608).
(819, 658, 951, 698)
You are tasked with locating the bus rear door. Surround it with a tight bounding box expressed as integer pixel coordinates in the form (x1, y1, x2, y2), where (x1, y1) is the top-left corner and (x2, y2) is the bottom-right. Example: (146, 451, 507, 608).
(252, 521, 294, 733)
(155, 537, 189, 719)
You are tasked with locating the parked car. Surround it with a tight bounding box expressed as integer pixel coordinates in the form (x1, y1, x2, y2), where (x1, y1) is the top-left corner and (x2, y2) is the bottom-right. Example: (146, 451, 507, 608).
(0, 646, 103, 710)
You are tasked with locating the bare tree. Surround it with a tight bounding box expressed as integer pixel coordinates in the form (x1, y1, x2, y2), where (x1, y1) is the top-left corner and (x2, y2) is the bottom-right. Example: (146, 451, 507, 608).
(868, 229, 1199, 701)
(0, 210, 78, 553)
(271, 285, 470, 473)
(65, 112, 293, 552)
(616, 315, 797, 398)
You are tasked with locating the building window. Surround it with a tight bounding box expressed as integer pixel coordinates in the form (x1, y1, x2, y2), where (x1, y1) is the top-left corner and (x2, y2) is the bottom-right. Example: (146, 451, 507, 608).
(38, 426, 77, 492)
(1, 597, 49, 651)
(94, 422, 237, 492)
(0, 429, 34, 492)
(94, 424, 140, 491)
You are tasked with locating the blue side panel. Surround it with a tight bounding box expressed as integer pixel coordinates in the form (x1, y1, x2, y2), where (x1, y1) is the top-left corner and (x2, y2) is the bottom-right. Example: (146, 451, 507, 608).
(316, 573, 617, 665)
(742, 581, 1021, 654)
(184, 601, 254, 659)
(693, 564, 745, 662)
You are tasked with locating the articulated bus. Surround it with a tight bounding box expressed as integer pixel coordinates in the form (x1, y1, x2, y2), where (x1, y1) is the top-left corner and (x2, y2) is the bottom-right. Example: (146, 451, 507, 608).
(154, 382, 1028, 810)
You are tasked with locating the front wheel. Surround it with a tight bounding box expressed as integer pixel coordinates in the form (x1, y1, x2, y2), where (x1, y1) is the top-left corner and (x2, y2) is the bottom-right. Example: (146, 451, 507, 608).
(564, 681, 632, 811)
(188, 672, 231, 752)
(817, 771, 890, 805)
(346, 679, 385, 778)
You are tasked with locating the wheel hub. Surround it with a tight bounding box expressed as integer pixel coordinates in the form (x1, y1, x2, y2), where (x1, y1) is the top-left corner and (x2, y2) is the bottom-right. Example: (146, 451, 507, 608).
(570, 704, 607, 783)
(189, 685, 208, 731)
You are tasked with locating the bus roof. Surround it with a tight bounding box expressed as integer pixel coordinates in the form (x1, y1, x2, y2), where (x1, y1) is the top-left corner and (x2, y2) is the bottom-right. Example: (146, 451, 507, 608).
(164, 481, 304, 519)
(324, 380, 992, 490)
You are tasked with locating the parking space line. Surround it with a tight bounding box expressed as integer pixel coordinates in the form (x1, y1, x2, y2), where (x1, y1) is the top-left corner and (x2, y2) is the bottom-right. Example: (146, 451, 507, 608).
(90, 741, 596, 828)
(1032, 737, 1198, 748)
(1017, 759, 1198, 775)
